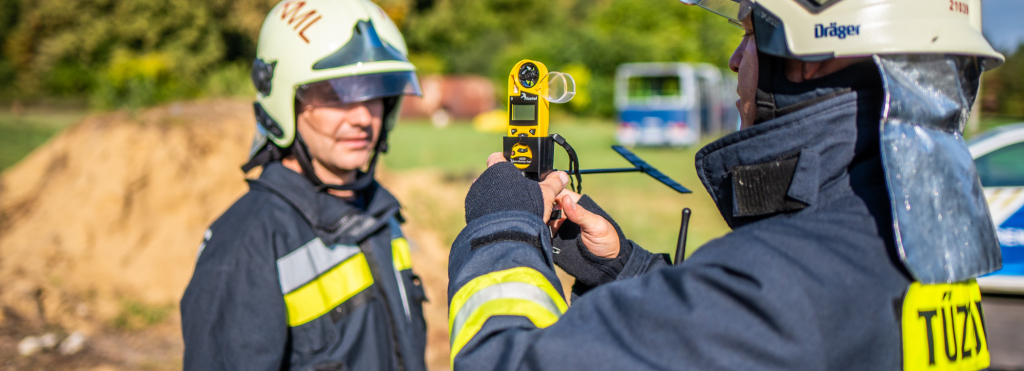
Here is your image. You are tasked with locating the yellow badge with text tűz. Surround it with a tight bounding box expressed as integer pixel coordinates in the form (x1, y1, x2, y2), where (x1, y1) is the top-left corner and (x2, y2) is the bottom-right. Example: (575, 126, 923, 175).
(902, 280, 989, 371)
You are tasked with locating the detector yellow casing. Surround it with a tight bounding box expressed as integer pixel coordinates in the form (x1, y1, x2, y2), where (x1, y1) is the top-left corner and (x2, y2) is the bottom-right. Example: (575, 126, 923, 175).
(507, 60, 549, 138)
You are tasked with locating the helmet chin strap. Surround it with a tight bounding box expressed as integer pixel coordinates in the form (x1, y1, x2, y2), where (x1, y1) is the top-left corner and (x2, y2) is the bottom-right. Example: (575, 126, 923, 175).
(292, 128, 386, 193)
(754, 51, 781, 125)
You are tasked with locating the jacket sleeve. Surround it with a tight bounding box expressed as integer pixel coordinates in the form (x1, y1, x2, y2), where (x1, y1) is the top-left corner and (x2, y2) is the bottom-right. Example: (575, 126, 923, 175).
(616, 239, 671, 279)
(180, 220, 289, 371)
(448, 211, 824, 371)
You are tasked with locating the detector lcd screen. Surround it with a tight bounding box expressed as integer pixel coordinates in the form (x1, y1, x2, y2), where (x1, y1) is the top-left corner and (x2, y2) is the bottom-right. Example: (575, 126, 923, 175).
(511, 104, 536, 122)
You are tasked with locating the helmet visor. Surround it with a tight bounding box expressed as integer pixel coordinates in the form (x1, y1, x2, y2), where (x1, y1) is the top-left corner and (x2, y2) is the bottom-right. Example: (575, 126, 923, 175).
(296, 71, 423, 107)
(679, 0, 749, 28)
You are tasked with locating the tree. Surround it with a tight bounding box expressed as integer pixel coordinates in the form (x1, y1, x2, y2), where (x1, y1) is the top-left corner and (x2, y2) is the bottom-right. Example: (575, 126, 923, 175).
(404, 0, 740, 116)
(982, 44, 1024, 118)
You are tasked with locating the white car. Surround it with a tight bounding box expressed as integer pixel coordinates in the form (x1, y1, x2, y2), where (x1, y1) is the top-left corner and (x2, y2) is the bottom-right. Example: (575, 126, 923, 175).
(969, 123, 1024, 295)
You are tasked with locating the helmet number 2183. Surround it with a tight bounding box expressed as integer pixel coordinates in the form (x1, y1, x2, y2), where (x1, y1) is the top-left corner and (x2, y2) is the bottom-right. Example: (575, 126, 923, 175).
(949, 0, 969, 15)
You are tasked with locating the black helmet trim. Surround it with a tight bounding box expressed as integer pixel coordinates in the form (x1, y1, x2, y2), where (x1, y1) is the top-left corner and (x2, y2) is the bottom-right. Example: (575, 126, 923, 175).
(312, 20, 409, 70)
(793, 0, 845, 14)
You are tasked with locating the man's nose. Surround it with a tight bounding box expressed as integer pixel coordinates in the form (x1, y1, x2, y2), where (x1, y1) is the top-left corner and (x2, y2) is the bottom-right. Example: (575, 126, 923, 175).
(346, 102, 375, 126)
(728, 38, 746, 73)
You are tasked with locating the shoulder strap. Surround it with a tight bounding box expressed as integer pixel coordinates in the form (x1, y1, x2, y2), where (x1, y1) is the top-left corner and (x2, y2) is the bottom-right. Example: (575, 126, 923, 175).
(248, 179, 320, 228)
(248, 179, 399, 245)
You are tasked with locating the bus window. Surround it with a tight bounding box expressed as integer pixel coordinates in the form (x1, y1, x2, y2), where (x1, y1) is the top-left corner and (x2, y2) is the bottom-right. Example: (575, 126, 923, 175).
(627, 76, 683, 100)
(697, 78, 713, 135)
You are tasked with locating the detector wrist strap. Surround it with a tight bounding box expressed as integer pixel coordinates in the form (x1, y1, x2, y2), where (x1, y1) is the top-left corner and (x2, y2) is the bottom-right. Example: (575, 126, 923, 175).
(551, 133, 582, 194)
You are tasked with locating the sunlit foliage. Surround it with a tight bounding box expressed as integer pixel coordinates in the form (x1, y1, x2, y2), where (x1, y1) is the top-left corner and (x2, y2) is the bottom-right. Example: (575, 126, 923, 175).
(0, 0, 739, 113)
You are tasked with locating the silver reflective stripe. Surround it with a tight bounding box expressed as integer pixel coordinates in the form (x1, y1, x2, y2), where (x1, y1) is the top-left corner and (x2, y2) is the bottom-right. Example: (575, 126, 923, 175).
(195, 228, 212, 262)
(449, 282, 562, 347)
(394, 267, 411, 321)
(389, 217, 412, 321)
(308, 240, 361, 273)
(277, 238, 361, 294)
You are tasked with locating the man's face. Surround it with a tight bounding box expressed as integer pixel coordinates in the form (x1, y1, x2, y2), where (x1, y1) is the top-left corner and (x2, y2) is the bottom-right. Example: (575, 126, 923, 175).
(728, 4, 758, 129)
(296, 98, 384, 173)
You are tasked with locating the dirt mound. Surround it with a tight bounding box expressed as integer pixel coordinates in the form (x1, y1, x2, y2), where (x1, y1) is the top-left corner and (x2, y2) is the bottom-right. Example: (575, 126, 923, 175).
(0, 100, 254, 328)
(0, 100, 466, 370)
(0, 100, 255, 369)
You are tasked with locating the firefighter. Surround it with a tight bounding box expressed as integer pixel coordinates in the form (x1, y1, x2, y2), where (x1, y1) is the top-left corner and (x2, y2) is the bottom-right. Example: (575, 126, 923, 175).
(180, 0, 427, 369)
(448, 0, 1004, 370)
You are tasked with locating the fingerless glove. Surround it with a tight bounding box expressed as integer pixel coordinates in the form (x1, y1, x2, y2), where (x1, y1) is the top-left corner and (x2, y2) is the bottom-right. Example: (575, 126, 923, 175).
(465, 162, 545, 224)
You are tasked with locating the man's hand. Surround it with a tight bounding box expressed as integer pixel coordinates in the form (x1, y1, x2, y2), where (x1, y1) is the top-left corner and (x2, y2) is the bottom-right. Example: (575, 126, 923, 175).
(548, 191, 632, 293)
(551, 190, 620, 259)
(481, 152, 630, 292)
(487, 152, 619, 257)
(485, 152, 568, 224)
(485, 152, 506, 167)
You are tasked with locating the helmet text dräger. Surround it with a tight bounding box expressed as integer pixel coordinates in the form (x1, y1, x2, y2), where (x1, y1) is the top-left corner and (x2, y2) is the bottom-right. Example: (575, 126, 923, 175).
(814, 23, 860, 39)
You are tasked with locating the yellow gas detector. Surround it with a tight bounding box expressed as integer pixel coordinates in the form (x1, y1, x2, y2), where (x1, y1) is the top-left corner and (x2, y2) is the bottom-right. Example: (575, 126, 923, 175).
(501, 59, 695, 262)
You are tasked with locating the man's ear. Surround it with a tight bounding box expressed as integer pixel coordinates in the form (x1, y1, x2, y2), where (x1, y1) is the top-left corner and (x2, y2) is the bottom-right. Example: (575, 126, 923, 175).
(802, 61, 824, 81)
(783, 58, 824, 83)
(799, 57, 873, 82)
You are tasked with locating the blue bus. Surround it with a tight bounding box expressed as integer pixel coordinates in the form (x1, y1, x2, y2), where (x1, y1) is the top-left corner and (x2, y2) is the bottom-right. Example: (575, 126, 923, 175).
(615, 63, 738, 147)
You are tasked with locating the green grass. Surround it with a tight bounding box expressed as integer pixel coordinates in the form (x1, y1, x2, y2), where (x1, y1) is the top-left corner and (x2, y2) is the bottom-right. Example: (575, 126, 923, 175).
(384, 119, 733, 258)
(0, 108, 86, 171)
(384, 120, 502, 173)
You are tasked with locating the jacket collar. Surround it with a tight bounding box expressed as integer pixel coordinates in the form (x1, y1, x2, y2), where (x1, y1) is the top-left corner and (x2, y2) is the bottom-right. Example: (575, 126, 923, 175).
(249, 162, 401, 238)
(695, 81, 885, 229)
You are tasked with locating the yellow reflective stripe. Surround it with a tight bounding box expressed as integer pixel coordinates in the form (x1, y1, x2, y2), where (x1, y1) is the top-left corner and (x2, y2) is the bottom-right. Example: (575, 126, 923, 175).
(392, 237, 413, 271)
(450, 299, 561, 364)
(449, 267, 567, 326)
(283, 253, 374, 327)
(448, 267, 567, 363)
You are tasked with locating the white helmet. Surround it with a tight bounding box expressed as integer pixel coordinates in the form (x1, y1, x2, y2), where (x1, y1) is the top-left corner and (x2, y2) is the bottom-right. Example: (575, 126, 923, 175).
(683, 0, 1005, 284)
(682, 0, 1004, 68)
(246, 0, 421, 174)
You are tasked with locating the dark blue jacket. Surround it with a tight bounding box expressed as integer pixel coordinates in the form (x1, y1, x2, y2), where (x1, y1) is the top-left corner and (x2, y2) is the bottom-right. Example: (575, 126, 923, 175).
(181, 163, 427, 371)
(447, 87, 924, 369)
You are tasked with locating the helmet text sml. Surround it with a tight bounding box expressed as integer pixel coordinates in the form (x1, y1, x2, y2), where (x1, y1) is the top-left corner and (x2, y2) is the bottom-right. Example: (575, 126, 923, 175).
(280, 1, 323, 44)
